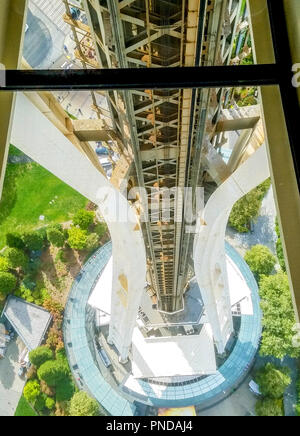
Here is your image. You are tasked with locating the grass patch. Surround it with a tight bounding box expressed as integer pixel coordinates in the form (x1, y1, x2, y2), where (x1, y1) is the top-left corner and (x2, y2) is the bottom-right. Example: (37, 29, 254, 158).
(15, 395, 38, 416)
(0, 157, 88, 248)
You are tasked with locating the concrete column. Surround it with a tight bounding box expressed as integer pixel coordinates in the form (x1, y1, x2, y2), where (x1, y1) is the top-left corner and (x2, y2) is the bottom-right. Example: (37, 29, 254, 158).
(11, 93, 147, 362)
(0, 0, 28, 196)
(194, 145, 269, 353)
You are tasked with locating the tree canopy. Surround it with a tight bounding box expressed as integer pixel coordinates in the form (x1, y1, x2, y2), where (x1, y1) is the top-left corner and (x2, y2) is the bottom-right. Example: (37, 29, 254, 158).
(4, 247, 28, 270)
(23, 380, 41, 404)
(46, 227, 65, 248)
(37, 360, 69, 387)
(67, 227, 88, 251)
(255, 398, 284, 417)
(229, 179, 271, 232)
(22, 231, 44, 251)
(255, 363, 291, 399)
(0, 272, 17, 296)
(69, 391, 100, 417)
(244, 244, 276, 277)
(29, 346, 53, 368)
(259, 272, 300, 359)
(72, 209, 95, 230)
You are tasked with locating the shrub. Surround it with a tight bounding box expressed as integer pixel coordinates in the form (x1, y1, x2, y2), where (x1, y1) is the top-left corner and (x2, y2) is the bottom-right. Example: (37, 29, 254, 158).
(67, 227, 88, 250)
(45, 396, 55, 411)
(72, 209, 95, 230)
(34, 393, 46, 413)
(23, 380, 41, 404)
(37, 360, 69, 387)
(0, 257, 9, 272)
(0, 272, 17, 296)
(4, 247, 28, 270)
(46, 227, 65, 248)
(22, 231, 44, 251)
(244, 245, 276, 277)
(69, 391, 100, 417)
(29, 346, 53, 368)
(94, 222, 107, 238)
(56, 377, 75, 402)
(46, 327, 64, 351)
(6, 232, 25, 249)
(259, 272, 300, 359)
(255, 398, 284, 416)
(86, 233, 99, 252)
(255, 363, 291, 399)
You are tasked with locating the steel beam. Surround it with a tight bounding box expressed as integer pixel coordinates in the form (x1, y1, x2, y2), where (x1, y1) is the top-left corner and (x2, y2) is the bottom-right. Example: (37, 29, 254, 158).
(1, 64, 280, 92)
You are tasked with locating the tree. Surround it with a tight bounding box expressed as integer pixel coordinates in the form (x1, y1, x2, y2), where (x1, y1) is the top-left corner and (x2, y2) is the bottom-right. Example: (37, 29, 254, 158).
(37, 360, 69, 387)
(244, 245, 276, 277)
(0, 272, 17, 296)
(255, 398, 284, 416)
(72, 209, 95, 230)
(23, 380, 41, 404)
(55, 377, 75, 402)
(67, 227, 88, 250)
(4, 247, 28, 270)
(259, 272, 300, 359)
(6, 232, 25, 249)
(86, 233, 99, 252)
(46, 227, 65, 248)
(0, 257, 9, 272)
(69, 391, 100, 416)
(29, 346, 53, 368)
(229, 179, 271, 232)
(22, 231, 44, 251)
(255, 363, 291, 399)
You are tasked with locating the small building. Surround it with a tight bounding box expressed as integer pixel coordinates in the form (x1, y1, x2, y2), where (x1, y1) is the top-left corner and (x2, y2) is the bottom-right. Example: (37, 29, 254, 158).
(1, 296, 52, 351)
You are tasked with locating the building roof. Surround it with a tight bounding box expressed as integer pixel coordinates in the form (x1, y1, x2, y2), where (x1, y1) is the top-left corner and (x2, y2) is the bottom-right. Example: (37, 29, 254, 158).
(2, 296, 52, 350)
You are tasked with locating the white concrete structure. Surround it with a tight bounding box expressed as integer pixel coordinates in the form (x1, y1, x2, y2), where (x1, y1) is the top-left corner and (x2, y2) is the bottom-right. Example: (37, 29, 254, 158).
(131, 325, 216, 378)
(194, 144, 269, 353)
(11, 93, 147, 362)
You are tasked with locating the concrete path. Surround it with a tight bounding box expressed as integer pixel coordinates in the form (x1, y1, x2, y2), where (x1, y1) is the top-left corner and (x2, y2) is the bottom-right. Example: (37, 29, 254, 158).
(0, 337, 26, 416)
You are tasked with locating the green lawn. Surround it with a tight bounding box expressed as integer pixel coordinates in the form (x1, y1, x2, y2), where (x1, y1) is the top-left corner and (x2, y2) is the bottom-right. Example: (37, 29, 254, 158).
(0, 146, 88, 248)
(15, 395, 38, 417)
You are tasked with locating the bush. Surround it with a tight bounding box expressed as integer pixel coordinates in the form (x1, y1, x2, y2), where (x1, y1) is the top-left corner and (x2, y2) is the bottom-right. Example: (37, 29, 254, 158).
(46, 327, 64, 351)
(37, 360, 69, 387)
(56, 377, 75, 402)
(45, 396, 55, 411)
(0, 272, 17, 296)
(229, 179, 271, 232)
(26, 365, 37, 380)
(46, 227, 65, 248)
(4, 247, 28, 270)
(0, 257, 9, 272)
(22, 231, 44, 251)
(6, 232, 25, 249)
(86, 233, 99, 252)
(72, 209, 95, 230)
(244, 245, 276, 277)
(29, 346, 53, 368)
(94, 222, 107, 238)
(23, 380, 41, 404)
(67, 227, 88, 251)
(69, 391, 100, 417)
(34, 393, 46, 413)
(255, 363, 291, 399)
(255, 398, 284, 416)
(259, 272, 300, 359)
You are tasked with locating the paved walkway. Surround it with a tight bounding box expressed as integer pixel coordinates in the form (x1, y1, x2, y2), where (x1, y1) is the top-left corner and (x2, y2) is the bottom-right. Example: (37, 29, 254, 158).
(0, 337, 26, 416)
